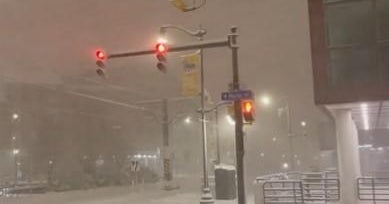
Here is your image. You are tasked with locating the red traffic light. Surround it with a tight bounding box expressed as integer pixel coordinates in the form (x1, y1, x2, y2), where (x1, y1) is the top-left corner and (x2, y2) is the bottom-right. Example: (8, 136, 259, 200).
(96, 50, 106, 60)
(155, 43, 168, 73)
(241, 100, 255, 124)
(156, 43, 168, 54)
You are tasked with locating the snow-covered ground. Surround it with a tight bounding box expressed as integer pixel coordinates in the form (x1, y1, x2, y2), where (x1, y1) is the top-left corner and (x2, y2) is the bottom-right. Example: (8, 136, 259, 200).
(0, 184, 241, 204)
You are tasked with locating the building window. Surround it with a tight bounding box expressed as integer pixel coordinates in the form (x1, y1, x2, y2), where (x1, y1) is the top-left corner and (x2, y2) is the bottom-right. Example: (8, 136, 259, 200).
(377, 0, 389, 41)
(330, 46, 377, 86)
(324, 0, 387, 86)
(326, 0, 374, 46)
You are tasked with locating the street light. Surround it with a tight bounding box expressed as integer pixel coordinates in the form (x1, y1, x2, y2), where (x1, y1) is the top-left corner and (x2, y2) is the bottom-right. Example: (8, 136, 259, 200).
(260, 95, 271, 106)
(13, 149, 19, 185)
(184, 116, 192, 124)
(282, 162, 289, 170)
(12, 113, 19, 120)
(158, 25, 212, 201)
(259, 94, 295, 170)
(13, 149, 19, 155)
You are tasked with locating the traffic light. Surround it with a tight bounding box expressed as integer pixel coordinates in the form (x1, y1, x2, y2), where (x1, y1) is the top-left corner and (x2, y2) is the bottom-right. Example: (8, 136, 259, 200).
(241, 100, 255, 124)
(96, 50, 106, 60)
(155, 43, 168, 73)
(95, 49, 107, 78)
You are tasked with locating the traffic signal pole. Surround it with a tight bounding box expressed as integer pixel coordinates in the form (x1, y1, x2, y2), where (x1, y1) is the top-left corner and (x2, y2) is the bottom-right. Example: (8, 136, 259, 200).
(102, 27, 246, 204)
(230, 27, 246, 204)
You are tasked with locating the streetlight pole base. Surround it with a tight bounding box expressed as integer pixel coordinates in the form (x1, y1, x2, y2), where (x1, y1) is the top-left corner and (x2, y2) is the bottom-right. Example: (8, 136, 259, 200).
(200, 187, 214, 204)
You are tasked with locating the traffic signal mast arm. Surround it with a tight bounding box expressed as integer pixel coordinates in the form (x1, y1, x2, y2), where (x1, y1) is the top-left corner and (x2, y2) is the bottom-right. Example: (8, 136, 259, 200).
(107, 38, 230, 59)
(96, 27, 247, 204)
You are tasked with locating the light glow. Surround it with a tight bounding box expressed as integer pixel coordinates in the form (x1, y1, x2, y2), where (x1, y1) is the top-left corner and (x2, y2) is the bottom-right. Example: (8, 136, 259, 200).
(359, 144, 373, 148)
(157, 37, 168, 44)
(260, 95, 271, 106)
(184, 116, 192, 124)
(226, 115, 235, 126)
(361, 103, 370, 130)
(13, 149, 19, 155)
(96, 50, 106, 60)
(12, 113, 19, 120)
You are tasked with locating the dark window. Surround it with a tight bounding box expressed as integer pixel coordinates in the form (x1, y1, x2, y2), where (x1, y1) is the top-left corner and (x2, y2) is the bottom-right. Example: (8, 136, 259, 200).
(377, 0, 389, 40)
(326, 0, 374, 46)
(380, 45, 389, 85)
(330, 46, 377, 86)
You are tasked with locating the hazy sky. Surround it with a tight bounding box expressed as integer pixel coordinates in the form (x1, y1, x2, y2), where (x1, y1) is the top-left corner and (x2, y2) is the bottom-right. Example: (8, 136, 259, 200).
(0, 0, 334, 179)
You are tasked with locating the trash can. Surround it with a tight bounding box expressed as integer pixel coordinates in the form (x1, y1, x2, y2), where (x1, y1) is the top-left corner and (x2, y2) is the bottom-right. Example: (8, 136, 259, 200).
(214, 164, 236, 200)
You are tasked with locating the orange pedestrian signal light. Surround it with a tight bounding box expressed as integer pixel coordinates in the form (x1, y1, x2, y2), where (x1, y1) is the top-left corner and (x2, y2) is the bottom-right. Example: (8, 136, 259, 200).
(244, 101, 253, 112)
(241, 100, 255, 124)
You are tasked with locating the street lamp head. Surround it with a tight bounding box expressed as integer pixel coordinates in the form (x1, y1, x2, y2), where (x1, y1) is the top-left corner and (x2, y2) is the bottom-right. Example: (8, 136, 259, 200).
(260, 95, 271, 106)
(184, 116, 192, 124)
(301, 121, 307, 127)
(13, 149, 19, 155)
(12, 113, 19, 120)
(282, 162, 289, 170)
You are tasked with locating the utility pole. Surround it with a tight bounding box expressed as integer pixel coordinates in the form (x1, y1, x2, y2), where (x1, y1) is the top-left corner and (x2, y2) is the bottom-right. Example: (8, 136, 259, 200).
(161, 98, 174, 188)
(136, 96, 196, 190)
(230, 27, 246, 204)
(214, 109, 220, 164)
(159, 24, 213, 203)
(285, 101, 295, 171)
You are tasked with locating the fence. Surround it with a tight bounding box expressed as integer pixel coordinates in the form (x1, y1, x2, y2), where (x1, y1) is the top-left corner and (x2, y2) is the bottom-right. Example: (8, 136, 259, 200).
(263, 180, 303, 204)
(357, 177, 389, 203)
(258, 171, 340, 204)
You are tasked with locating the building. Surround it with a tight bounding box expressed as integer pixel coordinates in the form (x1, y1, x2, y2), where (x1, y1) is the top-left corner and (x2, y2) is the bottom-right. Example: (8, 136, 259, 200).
(308, 0, 389, 203)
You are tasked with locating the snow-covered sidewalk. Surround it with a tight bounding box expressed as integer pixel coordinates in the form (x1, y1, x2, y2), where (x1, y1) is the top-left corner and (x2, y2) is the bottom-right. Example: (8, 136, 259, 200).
(0, 184, 238, 204)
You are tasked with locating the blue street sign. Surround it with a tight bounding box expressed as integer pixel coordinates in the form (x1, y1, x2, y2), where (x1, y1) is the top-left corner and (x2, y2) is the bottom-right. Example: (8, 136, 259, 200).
(221, 90, 254, 101)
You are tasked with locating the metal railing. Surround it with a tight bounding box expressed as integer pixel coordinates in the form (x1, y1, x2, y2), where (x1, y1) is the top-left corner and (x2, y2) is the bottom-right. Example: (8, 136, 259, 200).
(261, 172, 340, 204)
(302, 177, 340, 202)
(263, 180, 303, 204)
(357, 177, 389, 203)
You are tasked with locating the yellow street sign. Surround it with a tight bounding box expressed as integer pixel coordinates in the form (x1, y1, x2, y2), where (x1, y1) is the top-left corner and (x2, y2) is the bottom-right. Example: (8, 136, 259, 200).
(170, 0, 187, 12)
(181, 51, 200, 96)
